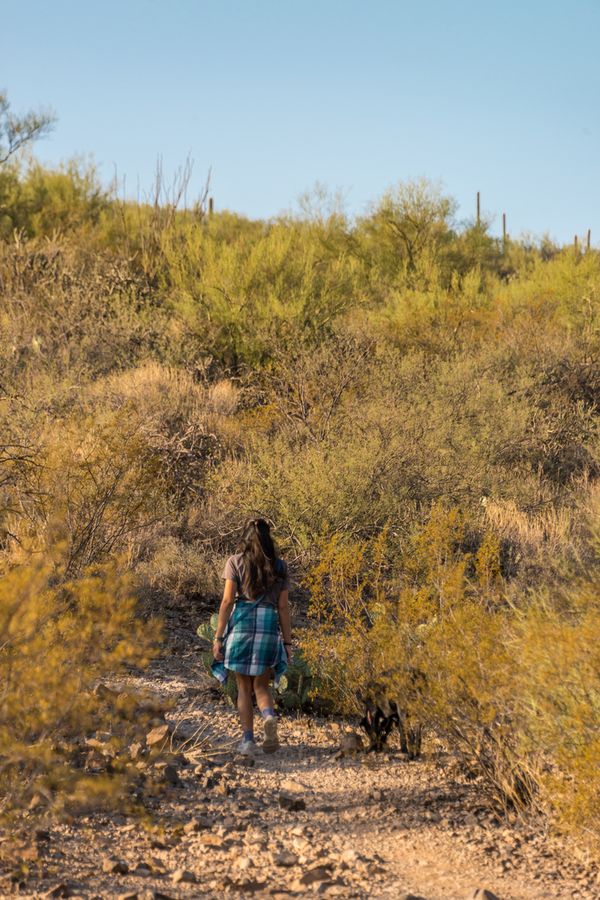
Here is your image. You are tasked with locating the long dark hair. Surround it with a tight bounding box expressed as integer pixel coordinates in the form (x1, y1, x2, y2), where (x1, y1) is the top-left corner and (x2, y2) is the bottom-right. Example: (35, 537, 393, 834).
(239, 518, 279, 599)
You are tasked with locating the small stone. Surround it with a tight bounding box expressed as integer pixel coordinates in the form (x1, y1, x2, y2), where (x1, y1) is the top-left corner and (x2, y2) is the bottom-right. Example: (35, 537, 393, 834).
(279, 791, 306, 811)
(234, 856, 253, 871)
(339, 732, 364, 754)
(299, 863, 333, 885)
(129, 742, 143, 760)
(133, 863, 152, 877)
(171, 869, 196, 884)
(273, 850, 298, 867)
(150, 839, 170, 850)
(183, 816, 211, 834)
(280, 778, 306, 794)
(160, 764, 180, 785)
(201, 772, 221, 789)
(466, 892, 502, 900)
(146, 724, 170, 746)
(245, 829, 269, 849)
(102, 857, 129, 875)
(199, 833, 229, 847)
(339, 848, 359, 863)
(140, 893, 176, 900)
(117, 894, 139, 900)
(29, 792, 49, 810)
(229, 879, 266, 894)
(43, 885, 73, 899)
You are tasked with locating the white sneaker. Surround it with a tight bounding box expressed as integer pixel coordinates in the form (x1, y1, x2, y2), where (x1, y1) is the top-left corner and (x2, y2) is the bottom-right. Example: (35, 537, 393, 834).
(237, 739, 257, 756)
(262, 716, 280, 754)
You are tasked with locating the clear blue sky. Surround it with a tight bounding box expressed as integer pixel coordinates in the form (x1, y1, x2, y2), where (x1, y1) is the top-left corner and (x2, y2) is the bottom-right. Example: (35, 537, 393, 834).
(2, 0, 599, 243)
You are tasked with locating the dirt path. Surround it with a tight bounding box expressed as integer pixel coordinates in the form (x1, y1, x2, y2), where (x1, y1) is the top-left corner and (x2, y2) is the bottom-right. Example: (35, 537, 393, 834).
(18, 641, 599, 900)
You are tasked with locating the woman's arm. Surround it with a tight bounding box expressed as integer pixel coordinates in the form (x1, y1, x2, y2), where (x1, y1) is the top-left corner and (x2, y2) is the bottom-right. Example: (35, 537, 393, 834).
(213, 578, 236, 660)
(277, 588, 293, 660)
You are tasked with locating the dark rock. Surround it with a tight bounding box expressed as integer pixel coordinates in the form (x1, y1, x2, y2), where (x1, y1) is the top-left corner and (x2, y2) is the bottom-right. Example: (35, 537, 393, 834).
(139, 893, 176, 900)
(160, 764, 180, 785)
(102, 857, 129, 875)
(43, 885, 73, 898)
(227, 879, 266, 894)
(466, 891, 502, 900)
(171, 869, 197, 884)
(299, 864, 334, 885)
(273, 850, 298, 867)
(279, 792, 306, 811)
(132, 863, 152, 877)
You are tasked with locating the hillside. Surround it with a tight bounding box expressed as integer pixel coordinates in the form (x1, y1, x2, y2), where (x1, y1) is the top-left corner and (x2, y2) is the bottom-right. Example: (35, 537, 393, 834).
(1, 159, 600, 894)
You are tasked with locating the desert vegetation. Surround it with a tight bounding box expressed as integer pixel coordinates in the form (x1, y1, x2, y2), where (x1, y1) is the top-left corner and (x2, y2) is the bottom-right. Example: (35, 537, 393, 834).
(1, 102, 600, 858)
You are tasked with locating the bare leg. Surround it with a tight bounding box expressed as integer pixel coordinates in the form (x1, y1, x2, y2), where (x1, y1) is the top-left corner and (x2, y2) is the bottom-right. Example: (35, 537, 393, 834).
(253, 670, 279, 753)
(253, 670, 274, 714)
(236, 673, 254, 732)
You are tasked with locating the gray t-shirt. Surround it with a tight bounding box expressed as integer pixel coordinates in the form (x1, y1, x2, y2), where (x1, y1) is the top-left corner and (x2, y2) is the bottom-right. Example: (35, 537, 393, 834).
(222, 553, 290, 606)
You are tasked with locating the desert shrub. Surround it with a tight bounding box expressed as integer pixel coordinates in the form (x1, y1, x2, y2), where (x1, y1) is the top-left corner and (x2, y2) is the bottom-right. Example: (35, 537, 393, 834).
(202, 328, 600, 572)
(354, 178, 457, 291)
(137, 535, 221, 603)
(1, 159, 111, 239)
(149, 210, 364, 367)
(0, 547, 157, 819)
(301, 509, 536, 809)
(0, 236, 168, 387)
(84, 363, 236, 505)
(512, 489, 600, 847)
(303, 498, 600, 849)
(1, 409, 168, 577)
(516, 591, 600, 845)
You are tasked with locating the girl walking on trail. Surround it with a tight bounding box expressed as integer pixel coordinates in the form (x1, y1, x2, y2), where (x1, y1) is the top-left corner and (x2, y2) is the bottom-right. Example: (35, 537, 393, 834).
(212, 518, 293, 756)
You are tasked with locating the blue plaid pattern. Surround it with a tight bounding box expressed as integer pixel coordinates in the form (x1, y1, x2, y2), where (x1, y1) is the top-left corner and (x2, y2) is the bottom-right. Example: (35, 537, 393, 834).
(211, 597, 288, 687)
